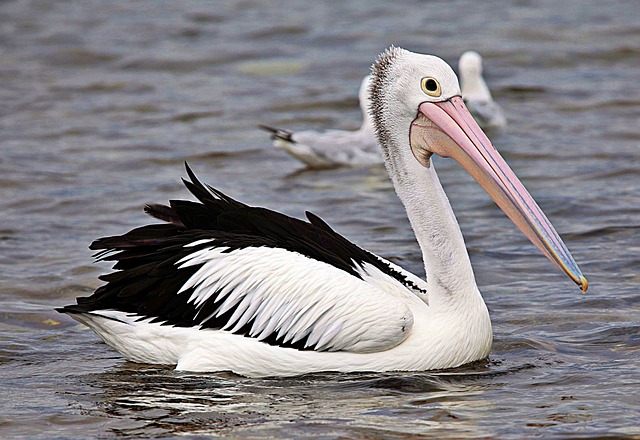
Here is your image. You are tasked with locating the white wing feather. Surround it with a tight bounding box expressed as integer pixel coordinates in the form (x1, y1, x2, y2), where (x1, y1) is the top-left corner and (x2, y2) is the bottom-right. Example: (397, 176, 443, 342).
(177, 245, 414, 353)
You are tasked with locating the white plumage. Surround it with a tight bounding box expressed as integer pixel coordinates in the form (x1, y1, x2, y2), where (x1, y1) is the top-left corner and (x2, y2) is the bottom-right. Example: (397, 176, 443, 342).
(59, 47, 586, 377)
(177, 246, 415, 352)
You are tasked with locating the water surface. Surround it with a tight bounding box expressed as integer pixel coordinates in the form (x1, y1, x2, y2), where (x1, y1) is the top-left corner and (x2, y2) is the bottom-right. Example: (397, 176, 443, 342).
(1, 0, 639, 438)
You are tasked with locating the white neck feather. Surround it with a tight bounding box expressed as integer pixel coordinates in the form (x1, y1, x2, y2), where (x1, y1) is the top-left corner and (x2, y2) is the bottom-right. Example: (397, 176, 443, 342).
(370, 47, 481, 303)
(383, 126, 478, 301)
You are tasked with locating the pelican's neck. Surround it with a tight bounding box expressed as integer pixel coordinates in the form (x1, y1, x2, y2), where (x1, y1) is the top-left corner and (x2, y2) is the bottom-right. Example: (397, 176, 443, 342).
(359, 104, 375, 137)
(461, 72, 491, 101)
(359, 111, 375, 136)
(385, 136, 478, 300)
(358, 76, 377, 137)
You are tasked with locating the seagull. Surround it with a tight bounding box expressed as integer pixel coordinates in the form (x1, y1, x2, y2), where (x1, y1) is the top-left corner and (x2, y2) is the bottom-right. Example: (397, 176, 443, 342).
(58, 47, 587, 377)
(459, 50, 507, 131)
(259, 75, 380, 168)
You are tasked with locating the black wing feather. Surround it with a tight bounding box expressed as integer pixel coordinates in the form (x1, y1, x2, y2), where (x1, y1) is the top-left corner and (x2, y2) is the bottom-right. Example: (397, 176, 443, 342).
(145, 203, 184, 226)
(58, 163, 423, 349)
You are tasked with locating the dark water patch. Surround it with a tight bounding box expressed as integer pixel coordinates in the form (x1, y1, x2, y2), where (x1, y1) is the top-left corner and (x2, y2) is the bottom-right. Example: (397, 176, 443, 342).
(42, 49, 120, 67)
(250, 25, 308, 39)
(171, 110, 224, 123)
(267, 97, 359, 113)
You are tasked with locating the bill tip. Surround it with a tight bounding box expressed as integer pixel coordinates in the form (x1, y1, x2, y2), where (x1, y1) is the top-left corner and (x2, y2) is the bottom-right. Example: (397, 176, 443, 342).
(580, 276, 588, 293)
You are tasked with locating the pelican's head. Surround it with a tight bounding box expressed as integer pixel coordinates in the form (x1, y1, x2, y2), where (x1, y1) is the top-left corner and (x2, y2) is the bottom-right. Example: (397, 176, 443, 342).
(370, 47, 587, 292)
(458, 50, 483, 78)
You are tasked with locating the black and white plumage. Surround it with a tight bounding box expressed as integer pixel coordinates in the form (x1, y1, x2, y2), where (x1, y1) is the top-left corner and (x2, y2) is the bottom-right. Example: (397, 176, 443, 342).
(62, 164, 425, 352)
(59, 47, 586, 377)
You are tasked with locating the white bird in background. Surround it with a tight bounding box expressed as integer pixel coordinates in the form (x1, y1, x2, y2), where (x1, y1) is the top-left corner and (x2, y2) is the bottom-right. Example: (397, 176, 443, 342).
(459, 50, 507, 131)
(58, 47, 586, 378)
(260, 75, 380, 168)
(262, 51, 506, 169)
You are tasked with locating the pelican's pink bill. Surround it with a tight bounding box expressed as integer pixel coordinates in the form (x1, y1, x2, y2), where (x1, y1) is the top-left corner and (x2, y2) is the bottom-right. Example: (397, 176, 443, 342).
(410, 96, 587, 292)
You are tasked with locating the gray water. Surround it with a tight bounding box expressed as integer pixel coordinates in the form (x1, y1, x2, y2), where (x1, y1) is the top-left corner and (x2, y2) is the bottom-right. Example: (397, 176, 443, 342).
(1, 0, 639, 438)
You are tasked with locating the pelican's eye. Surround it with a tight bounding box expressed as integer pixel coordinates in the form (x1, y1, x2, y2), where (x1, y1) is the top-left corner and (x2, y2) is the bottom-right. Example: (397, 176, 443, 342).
(421, 77, 441, 97)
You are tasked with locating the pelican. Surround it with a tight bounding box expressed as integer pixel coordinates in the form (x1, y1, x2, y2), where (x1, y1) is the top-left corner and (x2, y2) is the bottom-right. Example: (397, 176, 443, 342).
(459, 51, 507, 131)
(259, 75, 380, 168)
(58, 47, 587, 377)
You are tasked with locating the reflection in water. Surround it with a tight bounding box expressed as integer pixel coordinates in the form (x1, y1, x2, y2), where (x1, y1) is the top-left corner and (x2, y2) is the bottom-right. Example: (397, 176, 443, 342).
(82, 360, 543, 438)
